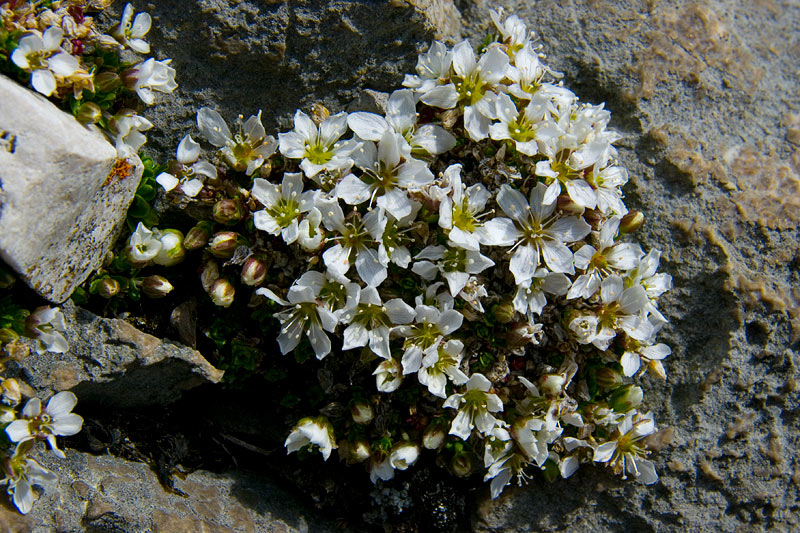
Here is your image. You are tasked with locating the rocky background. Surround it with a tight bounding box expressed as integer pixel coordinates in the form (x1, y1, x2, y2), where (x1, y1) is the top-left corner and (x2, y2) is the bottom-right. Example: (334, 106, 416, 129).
(1, 0, 798, 531)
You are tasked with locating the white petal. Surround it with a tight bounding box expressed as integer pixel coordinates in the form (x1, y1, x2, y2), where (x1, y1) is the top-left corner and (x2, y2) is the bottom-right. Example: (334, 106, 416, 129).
(176, 135, 201, 164)
(31, 70, 56, 96)
(355, 248, 387, 287)
(541, 241, 575, 274)
(384, 299, 416, 324)
(510, 244, 539, 285)
(420, 84, 458, 109)
(464, 106, 490, 141)
(565, 179, 598, 209)
(308, 322, 331, 359)
(197, 108, 231, 147)
(180, 179, 204, 198)
(48, 53, 78, 77)
(155, 172, 179, 192)
(347, 112, 388, 141)
(437, 310, 463, 335)
(412, 125, 456, 154)
(342, 323, 368, 351)
(46, 391, 77, 418)
(593, 442, 617, 463)
(496, 184, 529, 225)
(478, 217, 521, 246)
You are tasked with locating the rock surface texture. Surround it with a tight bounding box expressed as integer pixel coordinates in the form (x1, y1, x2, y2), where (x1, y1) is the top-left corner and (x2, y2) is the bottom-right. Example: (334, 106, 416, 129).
(456, 1, 800, 531)
(0, 75, 141, 303)
(0, 449, 337, 533)
(110, 0, 463, 156)
(12, 301, 223, 408)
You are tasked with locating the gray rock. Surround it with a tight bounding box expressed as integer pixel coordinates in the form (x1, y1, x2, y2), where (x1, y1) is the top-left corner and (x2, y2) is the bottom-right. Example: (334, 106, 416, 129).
(456, 1, 800, 531)
(12, 301, 223, 409)
(0, 449, 338, 533)
(0, 75, 142, 303)
(108, 0, 461, 158)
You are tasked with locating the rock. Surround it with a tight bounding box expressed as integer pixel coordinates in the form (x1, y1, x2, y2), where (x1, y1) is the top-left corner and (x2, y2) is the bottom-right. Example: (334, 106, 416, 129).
(102, 0, 461, 158)
(457, 1, 800, 531)
(0, 449, 338, 533)
(11, 301, 223, 408)
(0, 75, 142, 303)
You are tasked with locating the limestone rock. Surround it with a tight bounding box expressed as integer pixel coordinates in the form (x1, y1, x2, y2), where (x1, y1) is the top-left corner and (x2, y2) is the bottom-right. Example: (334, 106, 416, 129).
(0, 75, 142, 303)
(11, 301, 223, 409)
(0, 449, 337, 533)
(102, 0, 461, 158)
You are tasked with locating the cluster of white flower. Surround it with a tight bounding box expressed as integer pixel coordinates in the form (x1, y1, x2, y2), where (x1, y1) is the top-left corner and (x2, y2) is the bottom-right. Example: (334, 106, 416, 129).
(1, 2, 177, 157)
(154, 11, 672, 497)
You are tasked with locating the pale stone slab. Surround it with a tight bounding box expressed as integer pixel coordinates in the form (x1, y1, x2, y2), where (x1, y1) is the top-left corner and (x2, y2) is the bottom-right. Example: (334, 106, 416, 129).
(0, 75, 141, 302)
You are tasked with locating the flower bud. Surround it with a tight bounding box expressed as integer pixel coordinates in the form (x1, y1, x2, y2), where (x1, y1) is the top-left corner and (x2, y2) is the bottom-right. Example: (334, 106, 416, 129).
(389, 442, 420, 470)
(96, 277, 121, 299)
(76, 102, 102, 124)
(557, 194, 585, 216)
(141, 275, 174, 298)
(208, 231, 240, 259)
(422, 423, 446, 450)
(540, 373, 566, 396)
(494, 302, 516, 324)
(582, 209, 603, 230)
(210, 278, 235, 308)
(153, 229, 185, 266)
(200, 261, 220, 292)
(1, 378, 21, 405)
(240, 257, 268, 287)
(184, 221, 213, 251)
(450, 451, 473, 477)
(620, 210, 645, 233)
(341, 439, 371, 464)
(350, 401, 374, 424)
(595, 367, 624, 390)
(212, 199, 245, 226)
(0, 328, 20, 344)
(608, 384, 643, 413)
(94, 71, 122, 93)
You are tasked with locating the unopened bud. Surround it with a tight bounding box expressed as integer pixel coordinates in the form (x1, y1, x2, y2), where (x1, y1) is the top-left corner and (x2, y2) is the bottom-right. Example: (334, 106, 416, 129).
(213, 198, 245, 226)
(94, 71, 122, 92)
(1, 378, 21, 405)
(184, 221, 213, 250)
(620, 210, 645, 233)
(341, 439, 371, 464)
(350, 401, 374, 424)
(0, 328, 20, 344)
(451, 452, 473, 477)
(76, 102, 102, 124)
(422, 424, 446, 450)
(153, 229, 185, 266)
(494, 302, 516, 324)
(96, 277, 121, 299)
(557, 194, 585, 216)
(608, 384, 643, 413)
(540, 373, 566, 396)
(582, 209, 603, 230)
(241, 257, 268, 287)
(595, 367, 624, 390)
(200, 261, 220, 292)
(210, 278, 235, 308)
(141, 275, 173, 298)
(311, 103, 330, 125)
(208, 231, 240, 259)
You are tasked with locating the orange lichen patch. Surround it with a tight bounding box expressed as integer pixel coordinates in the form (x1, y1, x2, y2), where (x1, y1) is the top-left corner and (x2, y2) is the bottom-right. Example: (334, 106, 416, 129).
(725, 274, 800, 342)
(728, 145, 800, 231)
(631, 3, 763, 98)
(104, 158, 135, 186)
(785, 112, 800, 146)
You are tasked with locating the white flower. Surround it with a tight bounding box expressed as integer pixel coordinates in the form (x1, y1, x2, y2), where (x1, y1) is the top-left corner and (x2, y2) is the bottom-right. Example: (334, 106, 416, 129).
(278, 110, 357, 178)
(340, 287, 415, 359)
(417, 339, 469, 398)
(437, 164, 517, 251)
(126, 58, 177, 105)
(510, 416, 562, 467)
(363, 207, 417, 269)
(587, 164, 629, 215)
(450, 41, 509, 140)
(11, 27, 78, 96)
(620, 342, 671, 378)
(3, 457, 57, 514)
(490, 10, 531, 55)
(318, 196, 386, 287)
(127, 222, 161, 264)
(26, 306, 68, 354)
(489, 92, 563, 156)
(403, 40, 456, 105)
(389, 442, 420, 470)
(5, 392, 83, 458)
(507, 43, 551, 99)
(373, 358, 403, 393)
(568, 216, 644, 300)
(496, 183, 591, 284)
(155, 134, 216, 197)
(251, 173, 318, 245)
(197, 108, 278, 175)
(285, 417, 336, 461)
(412, 244, 495, 297)
(592, 411, 658, 485)
(256, 280, 338, 360)
(111, 112, 153, 157)
(347, 89, 456, 156)
(393, 298, 463, 375)
(111, 3, 152, 53)
(443, 373, 504, 440)
(513, 268, 571, 317)
(337, 129, 432, 220)
(625, 249, 673, 325)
